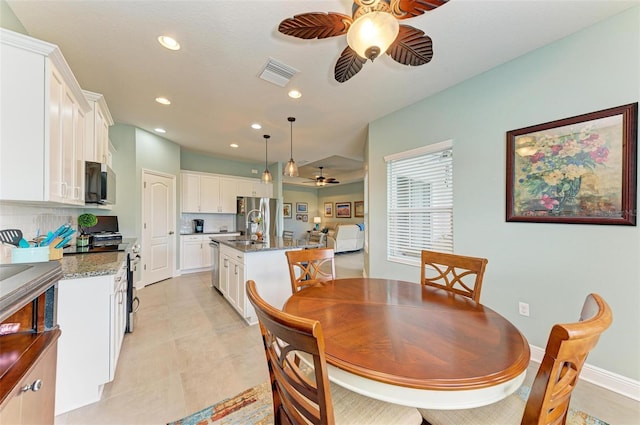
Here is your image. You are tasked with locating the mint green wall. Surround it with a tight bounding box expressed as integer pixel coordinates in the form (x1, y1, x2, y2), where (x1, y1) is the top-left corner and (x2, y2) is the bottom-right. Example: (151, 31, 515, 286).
(367, 8, 639, 380)
(318, 182, 365, 227)
(283, 185, 319, 240)
(282, 182, 365, 239)
(107, 124, 182, 269)
(0, 0, 27, 34)
(181, 150, 265, 178)
(108, 124, 137, 237)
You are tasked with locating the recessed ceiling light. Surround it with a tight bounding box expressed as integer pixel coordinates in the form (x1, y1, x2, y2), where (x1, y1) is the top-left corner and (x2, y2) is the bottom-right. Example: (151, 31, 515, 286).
(251, 123, 262, 130)
(154, 128, 167, 134)
(288, 90, 302, 99)
(155, 97, 171, 105)
(157, 35, 180, 51)
(230, 143, 239, 148)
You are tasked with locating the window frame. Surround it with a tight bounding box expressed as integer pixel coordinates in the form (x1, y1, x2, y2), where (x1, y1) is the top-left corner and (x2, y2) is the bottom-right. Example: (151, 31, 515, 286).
(384, 140, 454, 266)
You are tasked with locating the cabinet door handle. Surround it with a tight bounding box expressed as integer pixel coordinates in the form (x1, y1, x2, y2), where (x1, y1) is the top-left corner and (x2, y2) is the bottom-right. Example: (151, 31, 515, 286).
(21, 379, 42, 393)
(169, 231, 175, 235)
(234, 265, 238, 275)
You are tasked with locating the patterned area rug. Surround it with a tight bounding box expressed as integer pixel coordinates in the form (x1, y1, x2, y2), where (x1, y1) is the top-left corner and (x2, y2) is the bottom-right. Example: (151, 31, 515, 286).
(168, 383, 608, 425)
(168, 383, 273, 425)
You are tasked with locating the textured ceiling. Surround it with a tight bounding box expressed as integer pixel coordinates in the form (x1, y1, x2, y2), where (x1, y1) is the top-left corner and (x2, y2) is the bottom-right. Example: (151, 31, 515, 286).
(6, 0, 638, 186)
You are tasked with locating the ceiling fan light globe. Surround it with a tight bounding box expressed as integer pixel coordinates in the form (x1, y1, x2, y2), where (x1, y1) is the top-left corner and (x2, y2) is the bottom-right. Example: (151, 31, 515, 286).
(347, 11, 399, 61)
(284, 159, 299, 177)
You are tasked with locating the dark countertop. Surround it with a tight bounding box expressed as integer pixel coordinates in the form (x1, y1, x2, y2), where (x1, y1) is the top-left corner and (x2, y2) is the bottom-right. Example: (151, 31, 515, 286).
(212, 235, 321, 253)
(59, 238, 137, 280)
(0, 261, 62, 322)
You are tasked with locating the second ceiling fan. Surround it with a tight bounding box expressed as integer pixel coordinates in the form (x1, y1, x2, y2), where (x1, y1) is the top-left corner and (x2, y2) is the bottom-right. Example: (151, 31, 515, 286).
(309, 167, 339, 186)
(278, 0, 449, 83)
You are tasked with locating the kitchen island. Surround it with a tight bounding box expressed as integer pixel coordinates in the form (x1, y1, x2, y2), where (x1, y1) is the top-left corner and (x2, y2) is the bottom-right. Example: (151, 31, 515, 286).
(211, 235, 320, 324)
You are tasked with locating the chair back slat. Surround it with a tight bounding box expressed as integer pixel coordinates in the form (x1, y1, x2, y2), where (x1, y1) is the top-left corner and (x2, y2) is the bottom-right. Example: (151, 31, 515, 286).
(285, 248, 336, 293)
(420, 250, 488, 303)
(283, 230, 294, 241)
(522, 293, 612, 425)
(246, 280, 336, 425)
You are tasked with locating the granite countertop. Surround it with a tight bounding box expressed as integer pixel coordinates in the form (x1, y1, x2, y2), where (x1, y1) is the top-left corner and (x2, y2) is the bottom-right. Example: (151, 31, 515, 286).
(180, 231, 241, 236)
(212, 235, 321, 253)
(59, 238, 137, 280)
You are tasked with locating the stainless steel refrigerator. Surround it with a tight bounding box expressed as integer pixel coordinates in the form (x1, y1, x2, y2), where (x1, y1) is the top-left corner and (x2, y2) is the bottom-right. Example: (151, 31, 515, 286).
(236, 197, 278, 238)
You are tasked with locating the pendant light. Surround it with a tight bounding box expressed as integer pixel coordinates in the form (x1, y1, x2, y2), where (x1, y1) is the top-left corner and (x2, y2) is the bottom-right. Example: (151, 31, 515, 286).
(262, 134, 273, 183)
(283, 117, 299, 177)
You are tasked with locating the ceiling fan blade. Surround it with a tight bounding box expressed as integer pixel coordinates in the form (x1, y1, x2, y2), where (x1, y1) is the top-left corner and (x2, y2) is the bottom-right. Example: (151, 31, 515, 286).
(387, 25, 433, 66)
(334, 46, 367, 83)
(278, 12, 352, 39)
(390, 0, 449, 19)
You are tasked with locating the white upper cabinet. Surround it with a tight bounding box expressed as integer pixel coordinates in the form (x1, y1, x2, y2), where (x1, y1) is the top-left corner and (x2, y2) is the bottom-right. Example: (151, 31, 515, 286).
(83, 90, 113, 164)
(181, 172, 237, 214)
(236, 178, 273, 198)
(0, 29, 91, 205)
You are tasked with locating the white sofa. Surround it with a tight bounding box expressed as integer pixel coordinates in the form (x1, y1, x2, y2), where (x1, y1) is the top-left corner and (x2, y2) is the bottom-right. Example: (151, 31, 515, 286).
(326, 224, 364, 253)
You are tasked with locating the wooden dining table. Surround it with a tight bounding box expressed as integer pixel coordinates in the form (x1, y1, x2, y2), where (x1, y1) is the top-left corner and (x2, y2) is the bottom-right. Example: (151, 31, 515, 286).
(283, 277, 530, 409)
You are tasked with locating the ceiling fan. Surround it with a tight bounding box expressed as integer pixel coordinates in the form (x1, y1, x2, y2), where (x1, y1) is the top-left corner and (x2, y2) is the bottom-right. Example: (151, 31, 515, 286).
(278, 0, 449, 83)
(307, 167, 340, 186)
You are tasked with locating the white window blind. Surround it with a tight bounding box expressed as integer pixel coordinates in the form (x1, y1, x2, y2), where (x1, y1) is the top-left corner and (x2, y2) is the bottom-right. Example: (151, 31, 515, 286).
(386, 141, 453, 265)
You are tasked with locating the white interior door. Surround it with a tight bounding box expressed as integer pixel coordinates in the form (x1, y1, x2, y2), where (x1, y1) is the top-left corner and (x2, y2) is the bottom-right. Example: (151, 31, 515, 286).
(142, 169, 175, 286)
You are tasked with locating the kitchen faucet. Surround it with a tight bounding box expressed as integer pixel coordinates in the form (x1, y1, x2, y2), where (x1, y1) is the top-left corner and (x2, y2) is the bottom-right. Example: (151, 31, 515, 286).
(246, 209, 262, 237)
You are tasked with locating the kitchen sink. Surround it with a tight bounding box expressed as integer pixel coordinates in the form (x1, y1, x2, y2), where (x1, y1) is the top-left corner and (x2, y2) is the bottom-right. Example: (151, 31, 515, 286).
(228, 239, 264, 245)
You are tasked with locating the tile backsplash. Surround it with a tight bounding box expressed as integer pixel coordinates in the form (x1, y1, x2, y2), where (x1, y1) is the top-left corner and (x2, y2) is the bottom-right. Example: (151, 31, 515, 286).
(0, 203, 78, 242)
(180, 213, 235, 234)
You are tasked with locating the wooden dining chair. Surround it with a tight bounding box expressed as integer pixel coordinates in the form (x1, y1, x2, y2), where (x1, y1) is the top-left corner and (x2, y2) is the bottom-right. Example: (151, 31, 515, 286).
(246, 280, 423, 425)
(283, 230, 294, 241)
(419, 293, 613, 425)
(420, 250, 488, 303)
(285, 248, 336, 293)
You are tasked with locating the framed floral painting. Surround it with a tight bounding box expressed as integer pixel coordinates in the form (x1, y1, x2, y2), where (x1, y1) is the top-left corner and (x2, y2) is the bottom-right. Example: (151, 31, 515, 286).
(506, 103, 637, 225)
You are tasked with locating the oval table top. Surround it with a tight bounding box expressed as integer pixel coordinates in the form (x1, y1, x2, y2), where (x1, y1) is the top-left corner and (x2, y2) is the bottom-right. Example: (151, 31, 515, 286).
(283, 278, 531, 409)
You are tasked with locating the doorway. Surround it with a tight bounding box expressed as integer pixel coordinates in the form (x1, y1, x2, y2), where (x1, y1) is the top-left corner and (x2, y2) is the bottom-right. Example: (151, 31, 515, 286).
(141, 169, 176, 286)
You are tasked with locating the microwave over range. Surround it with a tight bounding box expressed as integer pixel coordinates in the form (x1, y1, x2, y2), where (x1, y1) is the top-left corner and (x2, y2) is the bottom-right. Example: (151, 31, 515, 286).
(85, 161, 116, 204)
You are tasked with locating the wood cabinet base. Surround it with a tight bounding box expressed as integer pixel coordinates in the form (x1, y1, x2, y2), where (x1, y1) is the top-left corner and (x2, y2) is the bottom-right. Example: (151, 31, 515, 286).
(0, 330, 61, 425)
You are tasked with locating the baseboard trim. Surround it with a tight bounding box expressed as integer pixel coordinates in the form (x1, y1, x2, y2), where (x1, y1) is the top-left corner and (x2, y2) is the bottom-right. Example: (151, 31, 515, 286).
(529, 345, 640, 401)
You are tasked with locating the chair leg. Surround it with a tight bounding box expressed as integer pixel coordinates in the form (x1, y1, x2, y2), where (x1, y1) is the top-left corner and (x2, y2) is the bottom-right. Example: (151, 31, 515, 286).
(421, 417, 433, 425)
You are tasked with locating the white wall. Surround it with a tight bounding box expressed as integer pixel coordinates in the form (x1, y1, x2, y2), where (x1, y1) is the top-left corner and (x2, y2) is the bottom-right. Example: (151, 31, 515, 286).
(367, 8, 639, 381)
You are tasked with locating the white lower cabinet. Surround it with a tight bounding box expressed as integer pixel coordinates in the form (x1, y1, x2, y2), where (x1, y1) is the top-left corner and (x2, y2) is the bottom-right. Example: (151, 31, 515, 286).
(181, 235, 213, 272)
(55, 260, 127, 415)
(218, 244, 301, 325)
(220, 245, 244, 313)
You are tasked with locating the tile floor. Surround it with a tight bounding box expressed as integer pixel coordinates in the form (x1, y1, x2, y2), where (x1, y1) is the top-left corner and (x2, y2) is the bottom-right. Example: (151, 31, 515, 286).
(54, 251, 639, 424)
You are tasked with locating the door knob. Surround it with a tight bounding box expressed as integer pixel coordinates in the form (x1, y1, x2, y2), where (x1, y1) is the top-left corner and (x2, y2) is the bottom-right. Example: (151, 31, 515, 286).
(168, 231, 175, 235)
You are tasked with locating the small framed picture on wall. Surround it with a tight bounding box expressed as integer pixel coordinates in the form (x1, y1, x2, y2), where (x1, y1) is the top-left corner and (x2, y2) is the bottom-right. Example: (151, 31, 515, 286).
(302, 215, 308, 222)
(296, 214, 303, 221)
(283, 203, 292, 219)
(354, 201, 364, 217)
(296, 202, 308, 213)
(335, 202, 351, 218)
(324, 202, 333, 217)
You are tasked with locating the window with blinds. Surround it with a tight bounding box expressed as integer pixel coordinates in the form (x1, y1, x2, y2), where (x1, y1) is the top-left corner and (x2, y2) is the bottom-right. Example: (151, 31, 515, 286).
(385, 141, 453, 265)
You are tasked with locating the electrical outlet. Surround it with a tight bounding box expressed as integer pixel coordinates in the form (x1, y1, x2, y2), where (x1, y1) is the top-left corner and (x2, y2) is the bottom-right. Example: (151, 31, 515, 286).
(518, 302, 530, 317)
(251, 169, 258, 174)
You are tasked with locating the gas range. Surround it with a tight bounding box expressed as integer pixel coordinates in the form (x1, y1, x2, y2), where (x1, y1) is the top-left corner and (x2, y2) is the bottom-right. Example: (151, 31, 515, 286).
(62, 243, 127, 255)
